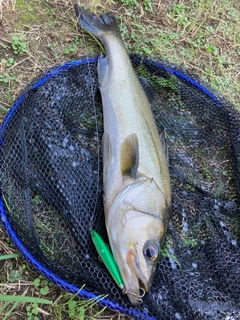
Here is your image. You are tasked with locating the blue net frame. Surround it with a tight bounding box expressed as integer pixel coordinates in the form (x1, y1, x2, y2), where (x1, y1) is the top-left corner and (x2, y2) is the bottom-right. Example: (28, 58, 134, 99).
(0, 56, 239, 320)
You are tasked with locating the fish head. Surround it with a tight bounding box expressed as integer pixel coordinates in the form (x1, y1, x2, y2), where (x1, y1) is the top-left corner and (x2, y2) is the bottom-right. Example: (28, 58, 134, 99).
(107, 177, 170, 305)
(118, 211, 164, 304)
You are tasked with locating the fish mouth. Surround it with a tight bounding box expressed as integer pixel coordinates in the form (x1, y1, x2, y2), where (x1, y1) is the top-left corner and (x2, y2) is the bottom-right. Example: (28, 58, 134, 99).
(122, 249, 151, 305)
(124, 279, 146, 305)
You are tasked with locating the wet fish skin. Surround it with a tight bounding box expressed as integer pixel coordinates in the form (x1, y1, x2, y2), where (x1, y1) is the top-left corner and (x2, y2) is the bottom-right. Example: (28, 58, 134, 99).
(75, 5, 171, 305)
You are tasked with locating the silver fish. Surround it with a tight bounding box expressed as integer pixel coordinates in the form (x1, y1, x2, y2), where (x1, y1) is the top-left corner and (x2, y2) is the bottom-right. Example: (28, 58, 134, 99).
(75, 5, 171, 305)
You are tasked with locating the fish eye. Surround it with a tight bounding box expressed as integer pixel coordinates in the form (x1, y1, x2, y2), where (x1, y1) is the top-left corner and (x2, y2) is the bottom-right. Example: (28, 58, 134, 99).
(143, 243, 159, 262)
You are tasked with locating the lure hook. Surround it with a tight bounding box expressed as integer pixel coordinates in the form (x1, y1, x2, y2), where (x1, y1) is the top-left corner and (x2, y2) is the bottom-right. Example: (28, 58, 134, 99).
(122, 287, 146, 303)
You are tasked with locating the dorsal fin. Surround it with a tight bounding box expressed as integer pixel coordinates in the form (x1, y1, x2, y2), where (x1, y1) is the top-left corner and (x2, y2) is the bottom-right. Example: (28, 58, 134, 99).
(120, 133, 139, 179)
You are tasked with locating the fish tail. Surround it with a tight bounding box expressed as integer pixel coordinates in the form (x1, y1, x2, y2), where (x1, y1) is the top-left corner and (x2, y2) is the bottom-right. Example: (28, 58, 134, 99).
(74, 4, 121, 42)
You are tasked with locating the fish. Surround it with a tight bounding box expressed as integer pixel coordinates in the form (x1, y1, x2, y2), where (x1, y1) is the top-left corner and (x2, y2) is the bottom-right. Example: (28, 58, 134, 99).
(74, 5, 171, 305)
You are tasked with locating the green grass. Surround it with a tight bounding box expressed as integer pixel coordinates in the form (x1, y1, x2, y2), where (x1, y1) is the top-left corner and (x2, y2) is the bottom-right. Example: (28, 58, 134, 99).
(0, 0, 239, 319)
(51, 291, 107, 320)
(118, 0, 239, 106)
(0, 251, 109, 319)
(0, 295, 52, 320)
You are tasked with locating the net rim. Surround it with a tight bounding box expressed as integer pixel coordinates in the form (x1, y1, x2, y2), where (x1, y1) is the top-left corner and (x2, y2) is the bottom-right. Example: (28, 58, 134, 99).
(0, 56, 228, 319)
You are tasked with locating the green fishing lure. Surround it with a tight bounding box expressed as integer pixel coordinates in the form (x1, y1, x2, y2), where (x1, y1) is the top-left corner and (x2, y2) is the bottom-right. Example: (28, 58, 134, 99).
(90, 230, 124, 290)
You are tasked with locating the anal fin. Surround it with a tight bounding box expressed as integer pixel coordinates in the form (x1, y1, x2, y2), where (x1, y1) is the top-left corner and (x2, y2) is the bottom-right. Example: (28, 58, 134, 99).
(160, 127, 169, 164)
(139, 76, 155, 104)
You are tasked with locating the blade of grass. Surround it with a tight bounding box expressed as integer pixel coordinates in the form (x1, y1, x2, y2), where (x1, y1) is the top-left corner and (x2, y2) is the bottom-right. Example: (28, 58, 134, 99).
(82, 26, 105, 55)
(3, 301, 18, 320)
(0, 253, 21, 260)
(0, 301, 11, 313)
(0, 105, 10, 113)
(2, 195, 11, 212)
(0, 295, 52, 304)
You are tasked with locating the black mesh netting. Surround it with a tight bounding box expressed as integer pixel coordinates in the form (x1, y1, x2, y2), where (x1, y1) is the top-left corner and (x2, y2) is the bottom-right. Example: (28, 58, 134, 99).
(0, 54, 240, 320)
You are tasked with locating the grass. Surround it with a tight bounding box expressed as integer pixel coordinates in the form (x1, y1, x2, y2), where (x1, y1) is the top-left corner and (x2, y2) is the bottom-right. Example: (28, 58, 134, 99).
(0, 246, 110, 319)
(0, 0, 239, 319)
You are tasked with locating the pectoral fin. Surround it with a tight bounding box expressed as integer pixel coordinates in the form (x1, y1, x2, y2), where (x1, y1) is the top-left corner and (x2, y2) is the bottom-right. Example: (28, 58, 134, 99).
(120, 133, 139, 179)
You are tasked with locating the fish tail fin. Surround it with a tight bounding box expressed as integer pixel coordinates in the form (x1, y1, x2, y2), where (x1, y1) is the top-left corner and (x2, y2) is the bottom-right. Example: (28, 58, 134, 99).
(74, 4, 121, 42)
